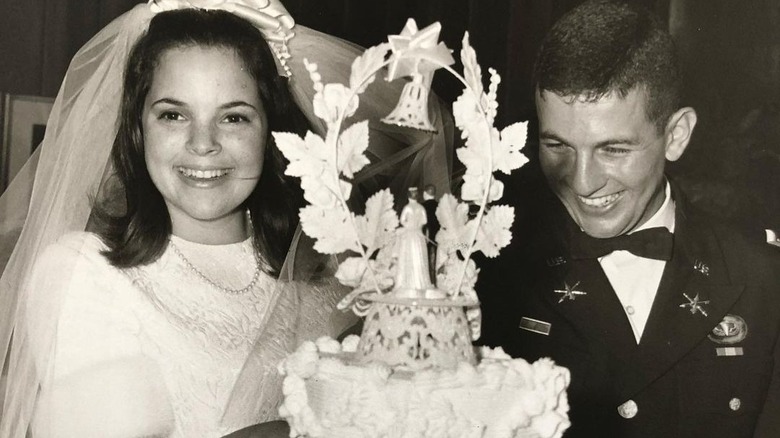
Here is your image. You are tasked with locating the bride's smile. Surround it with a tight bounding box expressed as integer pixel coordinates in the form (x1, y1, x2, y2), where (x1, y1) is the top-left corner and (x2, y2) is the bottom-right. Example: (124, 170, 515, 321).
(142, 45, 267, 242)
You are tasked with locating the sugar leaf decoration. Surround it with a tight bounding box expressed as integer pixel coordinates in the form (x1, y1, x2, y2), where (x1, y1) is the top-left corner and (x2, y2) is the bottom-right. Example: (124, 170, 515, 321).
(277, 62, 400, 295)
(274, 131, 350, 208)
(473, 205, 515, 258)
(337, 121, 371, 178)
(306, 59, 359, 126)
(460, 32, 484, 100)
(350, 43, 391, 93)
(494, 122, 529, 174)
(299, 205, 359, 254)
(431, 31, 529, 302)
(434, 194, 474, 256)
(275, 24, 529, 316)
(356, 189, 399, 255)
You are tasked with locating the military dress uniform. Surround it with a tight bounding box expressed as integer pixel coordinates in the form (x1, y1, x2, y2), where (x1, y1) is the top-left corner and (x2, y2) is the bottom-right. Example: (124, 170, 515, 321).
(477, 169, 780, 437)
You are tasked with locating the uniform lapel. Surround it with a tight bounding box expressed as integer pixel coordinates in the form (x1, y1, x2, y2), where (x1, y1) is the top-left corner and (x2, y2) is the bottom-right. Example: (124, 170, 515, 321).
(620, 197, 745, 399)
(520, 175, 636, 361)
(539, 255, 638, 357)
(533, 204, 637, 361)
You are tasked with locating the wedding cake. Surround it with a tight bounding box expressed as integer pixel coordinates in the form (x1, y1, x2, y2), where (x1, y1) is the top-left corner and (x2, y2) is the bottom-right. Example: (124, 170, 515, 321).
(275, 19, 570, 438)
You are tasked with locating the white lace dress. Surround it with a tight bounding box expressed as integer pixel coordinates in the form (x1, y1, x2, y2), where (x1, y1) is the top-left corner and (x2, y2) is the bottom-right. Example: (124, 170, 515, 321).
(25, 232, 351, 438)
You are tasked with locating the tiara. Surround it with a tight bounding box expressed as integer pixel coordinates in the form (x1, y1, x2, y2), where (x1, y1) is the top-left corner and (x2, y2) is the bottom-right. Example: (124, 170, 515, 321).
(148, 0, 296, 77)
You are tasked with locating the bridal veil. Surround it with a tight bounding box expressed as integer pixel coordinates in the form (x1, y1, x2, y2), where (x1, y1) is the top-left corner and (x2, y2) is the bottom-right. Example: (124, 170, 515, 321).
(0, 1, 454, 436)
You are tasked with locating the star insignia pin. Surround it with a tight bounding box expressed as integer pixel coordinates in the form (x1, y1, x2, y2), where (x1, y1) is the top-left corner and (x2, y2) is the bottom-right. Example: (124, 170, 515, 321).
(679, 292, 710, 317)
(693, 260, 710, 276)
(554, 281, 587, 303)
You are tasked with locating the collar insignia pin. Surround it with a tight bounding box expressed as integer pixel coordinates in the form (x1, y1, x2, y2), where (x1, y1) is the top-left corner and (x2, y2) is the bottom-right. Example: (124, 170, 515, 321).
(546, 255, 567, 267)
(709, 314, 748, 344)
(693, 260, 710, 276)
(554, 281, 587, 303)
(679, 292, 710, 317)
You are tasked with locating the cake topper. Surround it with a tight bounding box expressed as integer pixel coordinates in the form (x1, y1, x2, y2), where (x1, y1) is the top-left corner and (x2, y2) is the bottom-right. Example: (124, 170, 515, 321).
(392, 187, 445, 299)
(275, 19, 529, 367)
(276, 19, 571, 438)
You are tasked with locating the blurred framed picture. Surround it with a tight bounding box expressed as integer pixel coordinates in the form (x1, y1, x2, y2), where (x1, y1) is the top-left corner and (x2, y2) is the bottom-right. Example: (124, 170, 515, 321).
(1, 94, 54, 192)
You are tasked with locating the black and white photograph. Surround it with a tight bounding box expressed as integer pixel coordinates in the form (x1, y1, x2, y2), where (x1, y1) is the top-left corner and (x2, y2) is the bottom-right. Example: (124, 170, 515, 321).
(1, 94, 54, 192)
(1, 1, 778, 437)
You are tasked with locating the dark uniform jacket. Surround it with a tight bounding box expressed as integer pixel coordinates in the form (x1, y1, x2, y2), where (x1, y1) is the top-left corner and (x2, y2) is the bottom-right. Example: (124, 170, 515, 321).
(476, 169, 780, 437)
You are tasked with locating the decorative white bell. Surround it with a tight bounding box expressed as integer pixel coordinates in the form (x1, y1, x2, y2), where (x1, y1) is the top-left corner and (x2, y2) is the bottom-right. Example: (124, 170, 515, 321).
(382, 72, 437, 132)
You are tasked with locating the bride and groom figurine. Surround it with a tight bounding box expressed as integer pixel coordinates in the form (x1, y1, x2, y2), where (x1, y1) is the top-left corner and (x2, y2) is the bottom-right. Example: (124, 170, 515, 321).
(392, 187, 444, 300)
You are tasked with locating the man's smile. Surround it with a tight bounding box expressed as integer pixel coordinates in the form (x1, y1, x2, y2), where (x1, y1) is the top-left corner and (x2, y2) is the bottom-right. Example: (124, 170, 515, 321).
(577, 191, 624, 209)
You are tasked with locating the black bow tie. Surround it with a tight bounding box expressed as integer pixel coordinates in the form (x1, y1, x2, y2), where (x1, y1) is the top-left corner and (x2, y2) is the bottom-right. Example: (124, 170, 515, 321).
(570, 227, 674, 261)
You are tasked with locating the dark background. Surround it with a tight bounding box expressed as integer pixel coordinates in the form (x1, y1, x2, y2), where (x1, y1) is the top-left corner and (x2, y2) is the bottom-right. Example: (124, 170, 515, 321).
(1, 0, 778, 232)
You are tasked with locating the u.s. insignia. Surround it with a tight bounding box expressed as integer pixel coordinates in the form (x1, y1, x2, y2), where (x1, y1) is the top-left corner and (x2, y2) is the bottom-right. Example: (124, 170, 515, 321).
(546, 255, 567, 267)
(693, 260, 710, 276)
(708, 314, 748, 344)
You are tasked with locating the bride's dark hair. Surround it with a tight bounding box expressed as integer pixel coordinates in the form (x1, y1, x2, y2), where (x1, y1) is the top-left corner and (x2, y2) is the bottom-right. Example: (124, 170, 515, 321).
(92, 8, 307, 276)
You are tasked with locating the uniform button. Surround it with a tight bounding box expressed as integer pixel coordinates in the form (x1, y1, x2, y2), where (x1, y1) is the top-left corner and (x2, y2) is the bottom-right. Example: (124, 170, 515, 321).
(729, 397, 741, 411)
(626, 305, 635, 315)
(618, 400, 638, 419)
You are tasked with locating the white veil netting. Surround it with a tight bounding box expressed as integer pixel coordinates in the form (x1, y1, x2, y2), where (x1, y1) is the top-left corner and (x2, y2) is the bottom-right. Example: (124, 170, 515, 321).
(0, 1, 455, 436)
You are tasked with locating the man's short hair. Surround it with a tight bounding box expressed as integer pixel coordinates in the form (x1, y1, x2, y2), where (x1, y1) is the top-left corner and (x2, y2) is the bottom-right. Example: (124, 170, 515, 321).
(534, 0, 681, 130)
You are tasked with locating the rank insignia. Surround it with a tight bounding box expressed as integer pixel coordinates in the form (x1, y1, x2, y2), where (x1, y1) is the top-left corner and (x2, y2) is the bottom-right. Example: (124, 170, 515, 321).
(554, 281, 587, 303)
(708, 314, 748, 344)
(679, 292, 709, 317)
(693, 260, 710, 276)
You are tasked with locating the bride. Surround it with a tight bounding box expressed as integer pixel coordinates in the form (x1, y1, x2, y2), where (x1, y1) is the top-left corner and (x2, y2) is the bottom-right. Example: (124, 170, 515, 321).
(0, 1, 454, 437)
(6, 6, 352, 438)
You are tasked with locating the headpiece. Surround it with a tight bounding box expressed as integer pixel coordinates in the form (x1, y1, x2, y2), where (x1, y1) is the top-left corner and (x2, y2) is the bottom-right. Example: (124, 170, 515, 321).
(149, 0, 296, 76)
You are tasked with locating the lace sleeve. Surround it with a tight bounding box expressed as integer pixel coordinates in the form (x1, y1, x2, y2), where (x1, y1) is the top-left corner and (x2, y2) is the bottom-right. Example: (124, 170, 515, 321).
(23, 232, 175, 438)
(25, 233, 142, 373)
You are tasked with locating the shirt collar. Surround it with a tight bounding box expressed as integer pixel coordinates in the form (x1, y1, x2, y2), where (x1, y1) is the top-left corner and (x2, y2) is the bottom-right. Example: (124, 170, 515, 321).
(633, 180, 675, 234)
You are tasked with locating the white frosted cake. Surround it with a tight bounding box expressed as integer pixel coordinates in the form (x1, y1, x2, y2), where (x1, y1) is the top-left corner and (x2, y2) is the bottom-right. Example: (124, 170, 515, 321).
(275, 18, 571, 438)
(280, 337, 569, 438)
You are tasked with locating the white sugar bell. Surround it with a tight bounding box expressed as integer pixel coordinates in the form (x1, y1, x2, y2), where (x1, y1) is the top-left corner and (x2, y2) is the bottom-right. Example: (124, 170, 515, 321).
(382, 73, 437, 132)
(382, 19, 454, 132)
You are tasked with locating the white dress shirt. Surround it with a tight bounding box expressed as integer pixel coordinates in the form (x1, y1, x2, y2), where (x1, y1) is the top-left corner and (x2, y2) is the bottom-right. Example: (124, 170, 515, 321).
(599, 182, 675, 343)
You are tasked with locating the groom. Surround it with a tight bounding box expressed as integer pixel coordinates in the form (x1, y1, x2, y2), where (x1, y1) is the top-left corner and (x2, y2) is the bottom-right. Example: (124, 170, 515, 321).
(477, 1, 780, 437)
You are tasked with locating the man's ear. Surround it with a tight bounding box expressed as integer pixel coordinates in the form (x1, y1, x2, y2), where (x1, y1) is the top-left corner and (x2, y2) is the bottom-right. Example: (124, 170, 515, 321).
(664, 107, 697, 162)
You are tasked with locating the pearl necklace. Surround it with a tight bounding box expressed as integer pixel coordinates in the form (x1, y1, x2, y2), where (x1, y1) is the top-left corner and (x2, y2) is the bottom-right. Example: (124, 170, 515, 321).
(169, 239, 261, 295)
